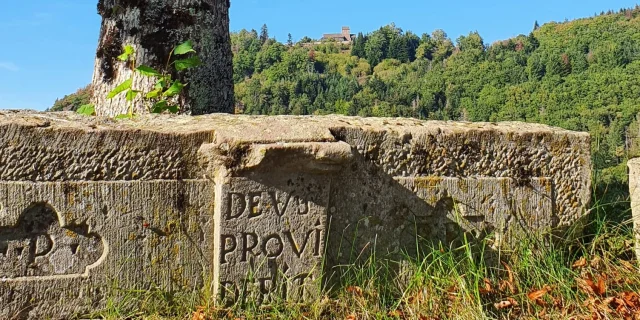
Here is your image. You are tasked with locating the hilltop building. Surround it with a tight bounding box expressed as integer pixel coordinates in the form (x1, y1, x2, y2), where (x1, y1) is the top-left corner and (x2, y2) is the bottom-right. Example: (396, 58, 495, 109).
(321, 27, 354, 44)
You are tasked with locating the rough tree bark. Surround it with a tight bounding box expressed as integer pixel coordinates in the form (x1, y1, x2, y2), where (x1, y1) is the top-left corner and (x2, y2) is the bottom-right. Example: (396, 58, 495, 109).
(91, 0, 233, 116)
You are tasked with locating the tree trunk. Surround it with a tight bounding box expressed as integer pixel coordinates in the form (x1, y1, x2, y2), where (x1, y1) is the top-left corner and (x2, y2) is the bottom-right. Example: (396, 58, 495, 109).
(91, 0, 233, 116)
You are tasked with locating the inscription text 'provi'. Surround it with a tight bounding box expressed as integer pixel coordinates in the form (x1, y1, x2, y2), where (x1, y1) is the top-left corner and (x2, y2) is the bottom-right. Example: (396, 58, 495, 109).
(216, 178, 330, 305)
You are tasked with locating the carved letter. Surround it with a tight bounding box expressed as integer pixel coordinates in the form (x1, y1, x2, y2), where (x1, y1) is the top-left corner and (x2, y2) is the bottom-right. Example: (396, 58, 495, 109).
(219, 281, 238, 305)
(284, 230, 314, 258)
(261, 234, 284, 258)
(258, 276, 275, 305)
(292, 273, 311, 301)
(220, 234, 237, 264)
(248, 192, 264, 219)
(241, 232, 259, 262)
(226, 193, 246, 220)
(269, 191, 290, 217)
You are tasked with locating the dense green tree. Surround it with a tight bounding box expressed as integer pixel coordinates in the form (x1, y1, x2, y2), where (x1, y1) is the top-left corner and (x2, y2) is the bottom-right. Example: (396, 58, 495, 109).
(232, 29, 262, 82)
(526, 53, 546, 80)
(457, 31, 484, 52)
(364, 32, 388, 66)
(404, 32, 421, 62)
(431, 29, 454, 62)
(388, 36, 410, 62)
(351, 33, 366, 58)
(287, 33, 293, 47)
(260, 24, 269, 44)
(254, 39, 285, 73)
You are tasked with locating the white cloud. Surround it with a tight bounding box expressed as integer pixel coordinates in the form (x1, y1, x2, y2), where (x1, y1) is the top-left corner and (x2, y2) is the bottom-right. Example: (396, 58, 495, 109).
(0, 62, 19, 72)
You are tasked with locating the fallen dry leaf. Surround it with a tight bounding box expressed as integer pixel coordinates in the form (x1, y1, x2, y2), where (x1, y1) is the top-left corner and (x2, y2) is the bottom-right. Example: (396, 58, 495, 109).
(446, 285, 458, 301)
(501, 261, 517, 294)
(581, 274, 607, 296)
(578, 277, 596, 296)
(528, 288, 549, 301)
(494, 297, 518, 309)
(480, 278, 494, 294)
(573, 257, 587, 269)
(192, 307, 207, 320)
(346, 286, 364, 297)
(622, 292, 640, 309)
(345, 314, 357, 320)
(596, 275, 607, 296)
(611, 297, 628, 314)
(388, 309, 405, 318)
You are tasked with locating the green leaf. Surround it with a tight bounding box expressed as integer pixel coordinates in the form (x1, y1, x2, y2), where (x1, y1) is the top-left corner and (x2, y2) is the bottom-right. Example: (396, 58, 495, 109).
(107, 78, 133, 99)
(163, 80, 185, 97)
(124, 45, 135, 55)
(118, 45, 135, 61)
(167, 105, 179, 113)
(173, 41, 196, 55)
(126, 90, 140, 101)
(115, 114, 133, 120)
(136, 65, 161, 76)
(77, 104, 95, 116)
(174, 57, 201, 71)
(155, 79, 166, 90)
(146, 88, 162, 99)
(151, 100, 168, 113)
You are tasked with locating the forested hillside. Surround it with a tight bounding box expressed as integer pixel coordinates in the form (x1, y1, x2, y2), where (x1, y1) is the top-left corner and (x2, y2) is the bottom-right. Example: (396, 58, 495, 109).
(52, 7, 640, 211)
(230, 8, 640, 212)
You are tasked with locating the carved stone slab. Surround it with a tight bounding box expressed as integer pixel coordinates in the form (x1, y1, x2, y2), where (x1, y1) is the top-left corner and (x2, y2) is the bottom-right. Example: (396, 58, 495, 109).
(0, 180, 213, 319)
(214, 176, 329, 305)
(0, 112, 592, 318)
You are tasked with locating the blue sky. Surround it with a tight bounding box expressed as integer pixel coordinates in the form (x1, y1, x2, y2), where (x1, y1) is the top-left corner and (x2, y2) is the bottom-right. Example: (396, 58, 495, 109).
(0, 0, 638, 111)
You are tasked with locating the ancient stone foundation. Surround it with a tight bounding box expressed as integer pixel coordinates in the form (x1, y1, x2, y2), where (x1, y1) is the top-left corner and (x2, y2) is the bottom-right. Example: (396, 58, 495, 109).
(0, 111, 591, 318)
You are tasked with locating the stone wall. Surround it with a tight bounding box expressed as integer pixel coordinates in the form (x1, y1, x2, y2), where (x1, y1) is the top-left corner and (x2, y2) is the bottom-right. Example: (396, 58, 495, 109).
(0, 111, 591, 318)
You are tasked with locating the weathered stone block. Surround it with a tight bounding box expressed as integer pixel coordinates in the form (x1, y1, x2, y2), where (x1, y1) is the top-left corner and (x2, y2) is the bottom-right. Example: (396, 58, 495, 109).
(628, 158, 640, 261)
(0, 111, 591, 318)
(214, 176, 328, 305)
(1, 180, 213, 319)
